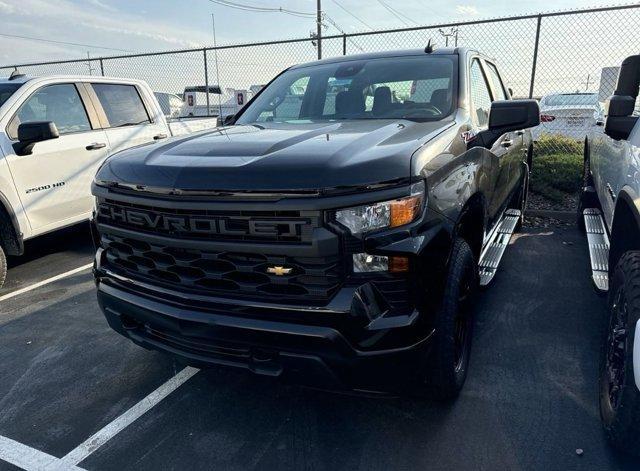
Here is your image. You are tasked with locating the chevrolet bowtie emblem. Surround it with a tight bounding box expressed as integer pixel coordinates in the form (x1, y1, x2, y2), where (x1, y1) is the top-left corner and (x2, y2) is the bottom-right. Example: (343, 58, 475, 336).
(267, 266, 292, 276)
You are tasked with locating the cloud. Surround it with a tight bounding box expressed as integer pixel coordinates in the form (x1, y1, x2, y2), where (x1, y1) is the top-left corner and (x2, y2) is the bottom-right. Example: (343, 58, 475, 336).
(85, 22, 202, 48)
(0, 0, 15, 13)
(0, 0, 210, 64)
(86, 0, 116, 12)
(456, 5, 480, 15)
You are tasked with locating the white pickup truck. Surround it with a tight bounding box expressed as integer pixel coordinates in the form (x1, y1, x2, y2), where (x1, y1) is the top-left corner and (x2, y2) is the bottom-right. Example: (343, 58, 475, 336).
(0, 73, 218, 288)
(580, 55, 640, 455)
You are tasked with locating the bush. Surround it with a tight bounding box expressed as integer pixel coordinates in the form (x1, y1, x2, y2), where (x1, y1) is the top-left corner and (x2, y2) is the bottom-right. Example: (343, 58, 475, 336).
(530, 152, 583, 202)
(535, 134, 583, 157)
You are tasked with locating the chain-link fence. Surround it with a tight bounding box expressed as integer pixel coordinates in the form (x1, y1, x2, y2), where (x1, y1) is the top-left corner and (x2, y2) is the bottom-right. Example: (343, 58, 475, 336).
(1, 4, 639, 160)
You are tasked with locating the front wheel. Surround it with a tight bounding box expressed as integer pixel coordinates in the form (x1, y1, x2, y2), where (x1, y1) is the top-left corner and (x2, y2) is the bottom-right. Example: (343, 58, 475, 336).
(600, 251, 640, 456)
(412, 238, 478, 400)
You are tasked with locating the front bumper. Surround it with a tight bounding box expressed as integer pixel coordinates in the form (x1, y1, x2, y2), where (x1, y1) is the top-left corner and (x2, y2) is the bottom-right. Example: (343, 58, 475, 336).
(95, 273, 435, 391)
(91, 183, 454, 391)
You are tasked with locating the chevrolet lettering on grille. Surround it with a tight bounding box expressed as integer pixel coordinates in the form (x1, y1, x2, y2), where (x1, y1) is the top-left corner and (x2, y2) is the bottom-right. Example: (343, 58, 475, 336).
(97, 203, 308, 238)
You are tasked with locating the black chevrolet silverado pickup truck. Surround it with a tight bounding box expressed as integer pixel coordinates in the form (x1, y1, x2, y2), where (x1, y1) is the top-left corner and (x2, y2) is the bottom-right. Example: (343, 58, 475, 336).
(91, 48, 539, 399)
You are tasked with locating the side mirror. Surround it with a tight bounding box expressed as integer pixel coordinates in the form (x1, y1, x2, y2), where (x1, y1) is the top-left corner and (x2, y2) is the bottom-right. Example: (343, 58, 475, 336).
(605, 55, 640, 140)
(13, 121, 59, 156)
(222, 114, 235, 126)
(508, 87, 514, 98)
(472, 100, 540, 149)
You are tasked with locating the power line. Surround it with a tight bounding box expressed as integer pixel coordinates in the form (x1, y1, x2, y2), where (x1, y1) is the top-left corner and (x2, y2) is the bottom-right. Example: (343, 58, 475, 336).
(207, 0, 315, 18)
(376, 0, 419, 27)
(330, 0, 374, 30)
(0, 32, 134, 53)
(385, 1, 420, 26)
(323, 14, 364, 51)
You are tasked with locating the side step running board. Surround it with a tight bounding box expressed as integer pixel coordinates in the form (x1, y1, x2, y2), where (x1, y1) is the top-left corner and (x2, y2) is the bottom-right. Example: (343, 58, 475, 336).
(479, 209, 521, 286)
(583, 208, 609, 292)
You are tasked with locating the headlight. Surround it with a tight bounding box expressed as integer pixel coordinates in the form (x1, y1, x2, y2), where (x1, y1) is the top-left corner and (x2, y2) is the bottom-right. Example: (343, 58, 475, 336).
(335, 181, 425, 235)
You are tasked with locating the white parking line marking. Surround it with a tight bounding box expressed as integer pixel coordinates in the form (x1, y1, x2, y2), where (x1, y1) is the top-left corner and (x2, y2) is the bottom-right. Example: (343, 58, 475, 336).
(0, 263, 93, 303)
(59, 366, 199, 466)
(0, 435, 85, 470)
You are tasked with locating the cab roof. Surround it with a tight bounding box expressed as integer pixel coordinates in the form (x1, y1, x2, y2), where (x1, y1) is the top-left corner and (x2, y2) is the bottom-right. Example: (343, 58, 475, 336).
(0, 74, 148, 86)
(290, 47, 480, 70)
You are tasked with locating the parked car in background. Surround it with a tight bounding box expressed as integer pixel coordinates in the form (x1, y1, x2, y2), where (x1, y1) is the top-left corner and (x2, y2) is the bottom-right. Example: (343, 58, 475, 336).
(154, 91, 186, 118)
(91, 47, 539, 399)
(533, 92, 604, 141)
(579, 55, 640, 456)
(0, 73, 218, 288)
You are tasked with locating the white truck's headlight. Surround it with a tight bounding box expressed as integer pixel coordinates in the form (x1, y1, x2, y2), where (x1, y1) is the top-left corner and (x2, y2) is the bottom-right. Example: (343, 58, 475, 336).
(335, 181, 425, 235)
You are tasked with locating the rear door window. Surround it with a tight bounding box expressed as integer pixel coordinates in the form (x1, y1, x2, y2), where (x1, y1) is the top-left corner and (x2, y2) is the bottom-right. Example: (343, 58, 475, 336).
(92, 83, 150, 128)
(8, 84, 91, 139)
(485, 62, 508, 100)
(469, 59, 493, 127)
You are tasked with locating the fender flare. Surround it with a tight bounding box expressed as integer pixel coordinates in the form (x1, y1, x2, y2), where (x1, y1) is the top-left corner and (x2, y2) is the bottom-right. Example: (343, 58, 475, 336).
(614, 186, 640, 230)
(608, 186, 640, 274)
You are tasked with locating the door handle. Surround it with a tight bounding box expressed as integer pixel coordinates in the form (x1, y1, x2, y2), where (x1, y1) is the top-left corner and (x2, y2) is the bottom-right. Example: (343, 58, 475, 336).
(86, 142, 106, 150)
(153, 133, 168, 140)
(501, 139, 513, 148)
(515, 130, 525, 136)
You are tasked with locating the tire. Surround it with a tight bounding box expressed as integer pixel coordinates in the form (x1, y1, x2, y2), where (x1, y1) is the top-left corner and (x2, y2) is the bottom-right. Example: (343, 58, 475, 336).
(413, 238, 478, 400)
(0, 244, 6, 290)
(600, 251, 640, 456)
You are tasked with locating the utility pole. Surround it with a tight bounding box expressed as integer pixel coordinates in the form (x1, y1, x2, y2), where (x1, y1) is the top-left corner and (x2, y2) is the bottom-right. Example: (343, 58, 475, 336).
(316, 0, 322, 60)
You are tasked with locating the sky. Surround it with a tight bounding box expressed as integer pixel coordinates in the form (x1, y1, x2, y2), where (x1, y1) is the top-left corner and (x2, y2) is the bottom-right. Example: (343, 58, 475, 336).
(0, 0, 615, 65)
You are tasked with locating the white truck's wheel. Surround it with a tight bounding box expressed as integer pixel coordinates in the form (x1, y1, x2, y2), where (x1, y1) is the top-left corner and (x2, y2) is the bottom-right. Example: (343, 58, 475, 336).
(600, 251, 640, 455)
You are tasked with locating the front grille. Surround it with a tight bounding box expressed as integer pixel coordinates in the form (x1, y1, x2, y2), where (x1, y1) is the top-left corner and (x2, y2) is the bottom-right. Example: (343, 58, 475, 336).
(96, 198, 319, 244)
(101, 233, 343, 303)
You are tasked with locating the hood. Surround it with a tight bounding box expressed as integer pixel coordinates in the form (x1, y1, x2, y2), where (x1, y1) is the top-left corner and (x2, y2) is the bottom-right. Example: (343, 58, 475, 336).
(96, 120, 452, 193)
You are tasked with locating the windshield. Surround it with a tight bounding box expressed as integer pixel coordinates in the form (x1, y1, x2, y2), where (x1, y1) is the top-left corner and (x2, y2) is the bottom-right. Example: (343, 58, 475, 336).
(236, 55, 456, 124)
(0, 83, 22, 108)
(543, 93, 598, 107)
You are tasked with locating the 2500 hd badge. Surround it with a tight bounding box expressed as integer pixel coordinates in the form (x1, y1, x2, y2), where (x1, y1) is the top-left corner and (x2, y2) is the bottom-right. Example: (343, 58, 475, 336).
(25, 181, 65, 194)
(92, 47, 539, 399)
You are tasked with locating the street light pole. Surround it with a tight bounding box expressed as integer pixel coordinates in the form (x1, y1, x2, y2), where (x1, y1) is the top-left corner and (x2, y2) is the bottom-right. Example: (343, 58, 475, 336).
(316, 0, 322, 60)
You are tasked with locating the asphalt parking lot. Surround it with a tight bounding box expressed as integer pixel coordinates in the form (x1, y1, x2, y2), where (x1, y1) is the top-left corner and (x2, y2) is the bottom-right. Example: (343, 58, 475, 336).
(1, 223, 640, 471)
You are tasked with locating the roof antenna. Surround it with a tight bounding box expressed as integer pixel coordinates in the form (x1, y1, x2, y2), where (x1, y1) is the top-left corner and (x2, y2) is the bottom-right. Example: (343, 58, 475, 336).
(9, 69, 25, 81)
(425, 39, 435, 54)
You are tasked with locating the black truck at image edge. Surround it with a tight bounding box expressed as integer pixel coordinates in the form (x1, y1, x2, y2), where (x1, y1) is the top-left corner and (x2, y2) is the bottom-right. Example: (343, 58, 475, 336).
(89, 47, 539, 398)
